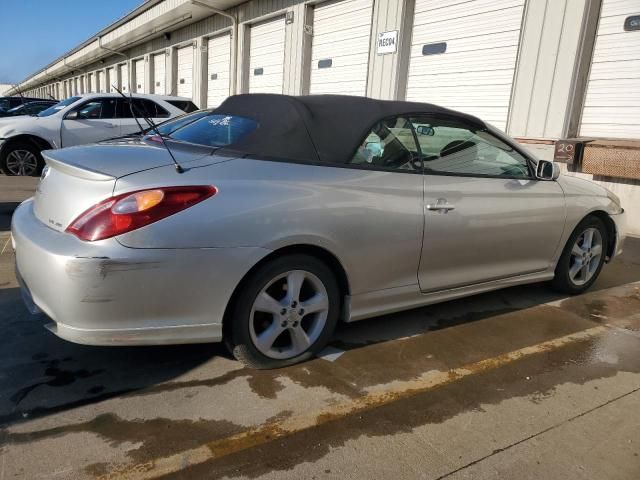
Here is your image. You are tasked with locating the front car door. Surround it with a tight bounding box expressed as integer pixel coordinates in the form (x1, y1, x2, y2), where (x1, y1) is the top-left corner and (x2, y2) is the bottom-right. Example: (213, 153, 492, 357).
(60, 98, 118, 147)
(413, 116, 566, 292)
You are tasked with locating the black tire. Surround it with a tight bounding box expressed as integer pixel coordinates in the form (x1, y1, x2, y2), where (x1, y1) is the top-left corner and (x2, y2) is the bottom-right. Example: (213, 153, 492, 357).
(0, 142, 43, 176)
(551, 215, 608, 295)
(227, 254, 340, 369)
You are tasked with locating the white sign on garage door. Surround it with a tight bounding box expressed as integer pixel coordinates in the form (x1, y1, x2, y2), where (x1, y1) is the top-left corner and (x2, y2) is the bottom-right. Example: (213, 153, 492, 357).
(120, 63, 129, 92)
(134, 58, 146, 93)
(406, 0, 525, 131)
(177, 45, 194, 99)
(310, 0, 374, 96)
(107, 67, 115, 92)
(580, 0, 640, 139)
(153, 52, 166, 95)
(249, 16, 286, 94)
(207, 33, 231, 107)
(97, 70, 105, 93)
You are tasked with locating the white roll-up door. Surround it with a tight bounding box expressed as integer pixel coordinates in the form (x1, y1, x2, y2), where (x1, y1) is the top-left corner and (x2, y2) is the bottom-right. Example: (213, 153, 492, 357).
(580, 0, 640, 139)
(153, 52, 166, 94)
(249, 16, 286, 94)
(97, 70, 105, 93)
(207, 33, 231, 107)
(134, 58, 146, 93)
(107, 67, 116, 92)
(177, 44, 194, 99)
(309, 0, 374, 96)
(406, 0, 525, 131)
(120, 63, 129, 92)
(90, 73, 97, 93)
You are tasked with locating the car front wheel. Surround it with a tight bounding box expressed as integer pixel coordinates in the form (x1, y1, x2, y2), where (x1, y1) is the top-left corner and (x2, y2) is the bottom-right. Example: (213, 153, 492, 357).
(228, 254, 340, 369)
(1, 142, 43, 176)
(551, 216, 608, 294)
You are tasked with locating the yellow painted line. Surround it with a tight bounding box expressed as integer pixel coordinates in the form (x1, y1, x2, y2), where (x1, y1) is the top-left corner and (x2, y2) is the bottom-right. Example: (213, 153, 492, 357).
(98, 325, 608, 480)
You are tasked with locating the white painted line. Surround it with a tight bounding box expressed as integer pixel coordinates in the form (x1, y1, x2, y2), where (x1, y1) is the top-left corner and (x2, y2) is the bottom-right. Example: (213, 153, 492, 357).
(318, 346, 346, 362)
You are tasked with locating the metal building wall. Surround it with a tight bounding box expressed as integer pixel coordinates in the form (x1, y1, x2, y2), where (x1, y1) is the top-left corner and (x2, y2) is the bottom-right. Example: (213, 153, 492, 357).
(508, 0, 591, 139)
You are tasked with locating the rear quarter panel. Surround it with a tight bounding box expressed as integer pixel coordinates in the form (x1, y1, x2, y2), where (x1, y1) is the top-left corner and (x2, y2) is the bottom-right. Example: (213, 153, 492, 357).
(114, 158, 425, 296)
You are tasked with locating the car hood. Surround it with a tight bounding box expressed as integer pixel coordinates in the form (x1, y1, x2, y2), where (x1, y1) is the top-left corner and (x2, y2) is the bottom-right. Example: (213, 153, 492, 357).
(42, 137, 231, 179)
(556, 173, 609, 198)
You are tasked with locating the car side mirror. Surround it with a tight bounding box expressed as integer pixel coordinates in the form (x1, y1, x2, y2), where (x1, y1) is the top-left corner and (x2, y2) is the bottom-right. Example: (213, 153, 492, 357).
(65, 111, 80, 120)
(416, 125, 434, 136)
(535, 160, 560, 180)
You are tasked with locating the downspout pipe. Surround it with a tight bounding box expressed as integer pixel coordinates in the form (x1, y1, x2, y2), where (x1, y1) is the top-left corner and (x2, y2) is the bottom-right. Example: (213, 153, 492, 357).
(190, 0, 238, 96)
(98, 36, 130, 92)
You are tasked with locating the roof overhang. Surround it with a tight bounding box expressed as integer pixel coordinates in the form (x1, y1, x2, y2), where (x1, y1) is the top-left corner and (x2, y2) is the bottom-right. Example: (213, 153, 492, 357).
(7, 0, 242, 95)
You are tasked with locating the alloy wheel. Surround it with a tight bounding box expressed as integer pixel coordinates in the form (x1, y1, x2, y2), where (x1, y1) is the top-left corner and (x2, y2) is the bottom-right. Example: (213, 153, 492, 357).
(6, 149, 38, 176)
(568, 227, 603, 286)
(249, 270, 329, 360)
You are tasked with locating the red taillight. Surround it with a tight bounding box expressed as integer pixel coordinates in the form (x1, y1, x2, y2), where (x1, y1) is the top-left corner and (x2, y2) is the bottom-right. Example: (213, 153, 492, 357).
(66, 185, 217, 241)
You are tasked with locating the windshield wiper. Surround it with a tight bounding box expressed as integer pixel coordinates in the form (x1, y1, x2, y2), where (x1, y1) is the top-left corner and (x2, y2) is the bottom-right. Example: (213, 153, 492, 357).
(112, 85, 184, 174)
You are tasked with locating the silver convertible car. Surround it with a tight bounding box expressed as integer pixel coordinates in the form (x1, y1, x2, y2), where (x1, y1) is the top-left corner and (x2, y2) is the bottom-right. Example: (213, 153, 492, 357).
(12, 94, 626, 368)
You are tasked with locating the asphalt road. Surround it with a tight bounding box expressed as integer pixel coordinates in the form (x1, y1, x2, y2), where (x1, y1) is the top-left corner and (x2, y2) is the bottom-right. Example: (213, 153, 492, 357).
(1, 175, 639, 480)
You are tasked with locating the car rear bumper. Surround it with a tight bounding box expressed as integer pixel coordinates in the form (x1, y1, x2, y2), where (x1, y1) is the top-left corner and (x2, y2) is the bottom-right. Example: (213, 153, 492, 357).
(11, 199, 270, 346)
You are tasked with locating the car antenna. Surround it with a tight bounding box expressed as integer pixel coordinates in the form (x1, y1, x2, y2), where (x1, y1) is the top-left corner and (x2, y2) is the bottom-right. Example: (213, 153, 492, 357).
(112, 85, 184, 174)
(12, 83, 33, 115)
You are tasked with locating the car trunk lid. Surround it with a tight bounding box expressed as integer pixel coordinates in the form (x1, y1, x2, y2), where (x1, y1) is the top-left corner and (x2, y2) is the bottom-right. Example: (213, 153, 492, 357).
(33, 139, 230, 232)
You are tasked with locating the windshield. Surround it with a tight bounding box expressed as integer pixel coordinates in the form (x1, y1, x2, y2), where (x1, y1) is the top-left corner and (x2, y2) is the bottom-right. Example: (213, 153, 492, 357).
(38, 97, 81, 117)
(164, 114, 258, 147)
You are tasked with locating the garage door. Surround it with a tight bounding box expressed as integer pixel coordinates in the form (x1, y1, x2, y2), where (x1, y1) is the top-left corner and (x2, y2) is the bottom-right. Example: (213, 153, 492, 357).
(107, 67, 116, 92)
(97, 70, 105, 93)
(177, 45, 194, 99)
(120, 63, 129, 92)
(134, 58, 146, 93)
(580, 0, 640, 139)
(153, 52, 166, 95)
(406, 0, 525, 131)
(309, 0, 373, 96)
(249, 16, 286, 94)
(207, 33, 231, 107)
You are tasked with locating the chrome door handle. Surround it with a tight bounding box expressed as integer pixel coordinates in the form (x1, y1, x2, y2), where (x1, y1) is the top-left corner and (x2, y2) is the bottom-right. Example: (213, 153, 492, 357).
(106, 124, 118, 128)
(426, 201, 455, 212)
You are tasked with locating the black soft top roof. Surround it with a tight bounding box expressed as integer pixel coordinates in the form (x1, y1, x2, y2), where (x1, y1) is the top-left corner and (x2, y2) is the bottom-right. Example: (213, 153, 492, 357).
(212, 94, 486, 164)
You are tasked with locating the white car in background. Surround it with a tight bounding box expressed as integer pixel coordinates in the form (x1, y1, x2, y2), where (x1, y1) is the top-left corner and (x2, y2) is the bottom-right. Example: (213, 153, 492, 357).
(0, 93, 197, 176)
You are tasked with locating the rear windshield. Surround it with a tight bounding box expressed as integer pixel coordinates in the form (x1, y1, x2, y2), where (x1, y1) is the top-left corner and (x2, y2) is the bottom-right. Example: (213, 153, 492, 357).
(167, 100, 199, 113)
(155, 110, 209, 135)
(165, 114, 258, 147)
(38, 97, 81, 117)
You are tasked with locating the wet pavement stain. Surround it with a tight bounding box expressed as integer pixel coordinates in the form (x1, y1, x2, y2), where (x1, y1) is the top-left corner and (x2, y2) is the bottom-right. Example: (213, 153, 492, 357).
(5, 414, 244, 476)
(10, 357, 104, 406)
(149, 331, 640, 480)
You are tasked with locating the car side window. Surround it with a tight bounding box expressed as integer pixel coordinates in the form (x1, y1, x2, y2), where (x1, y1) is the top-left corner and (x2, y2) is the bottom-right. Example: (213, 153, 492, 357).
(73, 99, 116, 119)
(116, 99, 169, 119)
(349, 116, 420, 172)
(410, 117, 531, 179)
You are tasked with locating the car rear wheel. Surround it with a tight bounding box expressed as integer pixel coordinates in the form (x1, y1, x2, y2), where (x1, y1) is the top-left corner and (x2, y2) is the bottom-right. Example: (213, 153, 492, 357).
(228, 254, 340, 369)
(1, 142, 42, 176)
(551, 216, 608, 294)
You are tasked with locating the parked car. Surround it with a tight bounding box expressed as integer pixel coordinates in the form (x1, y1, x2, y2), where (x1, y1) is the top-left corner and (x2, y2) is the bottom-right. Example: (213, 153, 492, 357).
(0, 93, 198, 176)
(0, 96, 54, 113)
(12, 94, 627, 369)
(0, 100, 58, 118)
